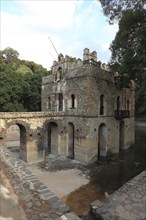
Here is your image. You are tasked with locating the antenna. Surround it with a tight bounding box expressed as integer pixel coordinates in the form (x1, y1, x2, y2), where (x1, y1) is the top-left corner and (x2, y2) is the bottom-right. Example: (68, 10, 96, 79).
(48, 36, 59, 56)
(48, 52, 56, 60)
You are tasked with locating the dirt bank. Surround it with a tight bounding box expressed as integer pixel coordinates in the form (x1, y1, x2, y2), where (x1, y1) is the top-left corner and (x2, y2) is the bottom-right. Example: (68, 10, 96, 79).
(62, 182, 105, 216)
(0, 170, 27, 220)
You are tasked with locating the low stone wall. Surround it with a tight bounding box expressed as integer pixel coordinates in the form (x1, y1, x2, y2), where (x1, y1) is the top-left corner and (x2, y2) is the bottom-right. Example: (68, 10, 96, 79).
(91, 171, 146, 220)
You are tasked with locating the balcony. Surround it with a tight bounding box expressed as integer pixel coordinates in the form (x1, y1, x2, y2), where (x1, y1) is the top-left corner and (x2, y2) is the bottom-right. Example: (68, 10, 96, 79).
(115, 110, 130, 119)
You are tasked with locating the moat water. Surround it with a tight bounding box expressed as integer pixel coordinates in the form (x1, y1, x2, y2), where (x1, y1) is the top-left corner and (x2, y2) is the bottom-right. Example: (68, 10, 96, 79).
(88, 121, 146, 194)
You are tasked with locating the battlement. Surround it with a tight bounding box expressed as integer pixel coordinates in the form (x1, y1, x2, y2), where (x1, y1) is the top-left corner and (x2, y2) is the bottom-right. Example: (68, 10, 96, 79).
(51, 48, 110, 75)
(83, 48, 97, 62)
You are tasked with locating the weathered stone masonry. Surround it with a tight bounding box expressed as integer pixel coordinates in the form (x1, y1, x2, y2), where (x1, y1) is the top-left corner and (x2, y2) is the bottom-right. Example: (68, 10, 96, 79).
(0, 48, 135, 164)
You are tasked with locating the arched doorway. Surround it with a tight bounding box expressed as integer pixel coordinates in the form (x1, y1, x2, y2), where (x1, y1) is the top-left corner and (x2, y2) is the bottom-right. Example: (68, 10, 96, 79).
(6, 124, 27, 161)
(119, 121, 125, 150)
(67, 122, 74, 159)
(47, 122, 58, 155)
(98, 123, 107, 160)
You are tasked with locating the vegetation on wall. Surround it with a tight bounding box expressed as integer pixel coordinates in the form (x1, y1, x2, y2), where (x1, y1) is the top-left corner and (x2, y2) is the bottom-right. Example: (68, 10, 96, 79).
(0, 47, 50, 112)
(98, 0, 146, 116)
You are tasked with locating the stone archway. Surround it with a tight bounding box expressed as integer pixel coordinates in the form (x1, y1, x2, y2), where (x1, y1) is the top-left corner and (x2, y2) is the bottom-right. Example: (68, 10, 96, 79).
(47, 122, 58, 156)
(119, 121, 125, 150)
(6, 123, 27, 161)
(67, 122, 74, 159)
(98, 123, 107, 160)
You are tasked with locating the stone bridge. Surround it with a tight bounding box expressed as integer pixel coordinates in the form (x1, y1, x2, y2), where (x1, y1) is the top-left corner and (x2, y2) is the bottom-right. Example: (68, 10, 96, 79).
(0, 111, 135, 164)
(0, 112, 77, 163)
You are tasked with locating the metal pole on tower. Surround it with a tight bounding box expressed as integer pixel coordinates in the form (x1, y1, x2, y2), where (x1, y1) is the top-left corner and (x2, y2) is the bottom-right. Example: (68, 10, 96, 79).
(48, 36, 59, 56)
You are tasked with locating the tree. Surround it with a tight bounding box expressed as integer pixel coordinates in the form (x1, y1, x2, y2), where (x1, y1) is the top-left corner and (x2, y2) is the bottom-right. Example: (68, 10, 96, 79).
(22, 60, 50, 111)
(1, 47, 19, 63)
(0, 70, 28, 112)
(109, 9, 146, 115)
(0, 48, 49, 112)
(98, 0, 146, 116)
(135, 72, 146, 115)
(98, 0, 145, 23)
(110, 10, 146, 81)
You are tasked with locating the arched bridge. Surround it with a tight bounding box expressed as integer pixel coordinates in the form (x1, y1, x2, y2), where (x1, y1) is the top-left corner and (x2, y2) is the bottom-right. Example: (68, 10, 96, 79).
(0, 112, 76, 163)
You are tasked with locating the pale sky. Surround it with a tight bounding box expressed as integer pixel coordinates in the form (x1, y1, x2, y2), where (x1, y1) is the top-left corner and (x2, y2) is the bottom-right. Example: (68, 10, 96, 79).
(1, 0, 118, 70)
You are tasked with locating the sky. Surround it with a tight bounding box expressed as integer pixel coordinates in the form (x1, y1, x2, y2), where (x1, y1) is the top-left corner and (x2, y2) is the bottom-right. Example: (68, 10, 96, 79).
(1, 0, 118, 70)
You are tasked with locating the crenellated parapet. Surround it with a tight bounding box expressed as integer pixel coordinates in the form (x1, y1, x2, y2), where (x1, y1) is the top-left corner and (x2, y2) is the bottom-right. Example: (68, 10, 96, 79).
(43, 48, 111, 84)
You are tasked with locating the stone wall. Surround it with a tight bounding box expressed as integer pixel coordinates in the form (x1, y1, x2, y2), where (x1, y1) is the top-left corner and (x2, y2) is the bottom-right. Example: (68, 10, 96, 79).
(91, 171, 146, 220)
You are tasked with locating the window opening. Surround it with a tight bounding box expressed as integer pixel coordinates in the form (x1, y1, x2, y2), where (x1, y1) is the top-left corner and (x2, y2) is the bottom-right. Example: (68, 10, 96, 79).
(48, 96, 51, 109)
(117, 96, 120, 110)
(59, 93, 63, 111)
(56, 67, 62, 81)
(71, 94, 75, 108)
(127, 100, 129, 110)
(100, 95, 104, 115)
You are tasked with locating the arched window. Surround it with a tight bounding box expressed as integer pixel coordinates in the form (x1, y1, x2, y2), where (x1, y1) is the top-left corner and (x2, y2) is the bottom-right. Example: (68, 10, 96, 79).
(58, 93, 63, 111)
(117, 96, 120, 110)
(48, 96, 51, 109)
(71, 94, 75, 108)
(127, 100, 130, 110)
(56, 67, 62, 81)
(100, 95, 104, 115)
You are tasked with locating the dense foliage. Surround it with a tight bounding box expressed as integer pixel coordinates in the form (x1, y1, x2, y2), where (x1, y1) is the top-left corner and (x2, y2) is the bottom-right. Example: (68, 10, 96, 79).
(98, 0, 146, 116)
(98, 0, 145, 23)
(110, 9, 146, 80)
(110, 10, 146, 115)
(0, 47, 50, 112)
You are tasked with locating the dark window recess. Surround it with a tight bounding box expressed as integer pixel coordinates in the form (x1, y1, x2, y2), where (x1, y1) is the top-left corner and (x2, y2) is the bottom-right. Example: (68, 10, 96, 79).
(127, 100, 130, 110)
(117, 96, 120, 111)
(59, 93, 63, 111)
(71, 94, 75, 108)
(100, 95, 104, 115)
(48, 97, 51, 109)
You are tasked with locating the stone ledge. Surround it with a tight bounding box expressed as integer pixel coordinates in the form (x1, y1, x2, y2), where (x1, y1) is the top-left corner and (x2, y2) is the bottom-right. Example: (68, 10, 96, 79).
(91, 170, 146, 220)
(59, 212, 82, 220)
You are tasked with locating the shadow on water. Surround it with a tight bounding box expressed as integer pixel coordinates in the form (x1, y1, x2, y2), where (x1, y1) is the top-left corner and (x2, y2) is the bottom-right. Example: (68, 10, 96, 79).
(88, 124, 146, 194)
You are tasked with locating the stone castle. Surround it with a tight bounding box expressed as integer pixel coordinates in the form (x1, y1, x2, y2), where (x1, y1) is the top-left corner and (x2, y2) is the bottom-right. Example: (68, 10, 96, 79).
(0, 48, 135, 164)
(41, 48, 135, 163)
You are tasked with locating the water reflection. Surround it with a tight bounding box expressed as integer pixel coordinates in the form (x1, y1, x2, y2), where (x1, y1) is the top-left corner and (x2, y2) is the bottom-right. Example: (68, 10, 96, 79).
(88, 124, 146, 194)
